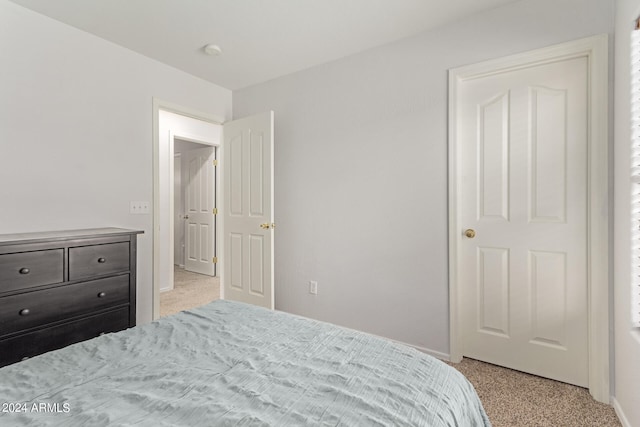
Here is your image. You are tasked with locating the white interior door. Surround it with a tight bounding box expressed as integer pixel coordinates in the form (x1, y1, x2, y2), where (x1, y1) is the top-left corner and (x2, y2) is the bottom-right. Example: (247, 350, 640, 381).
(457, 57, 589, 386)
(223, 111, 274, 309)
(184, 146, 216, 276)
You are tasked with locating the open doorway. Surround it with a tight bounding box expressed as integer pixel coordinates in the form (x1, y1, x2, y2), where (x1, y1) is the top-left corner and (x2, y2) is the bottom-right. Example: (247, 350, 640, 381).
(153, 102, 224, 319)
(175, 141, 216, 276)
(161, 139, 220, 317)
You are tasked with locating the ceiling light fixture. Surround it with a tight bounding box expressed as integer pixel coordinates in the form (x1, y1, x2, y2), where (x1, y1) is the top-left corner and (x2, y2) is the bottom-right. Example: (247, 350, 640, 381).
(203, 44, 223, 56)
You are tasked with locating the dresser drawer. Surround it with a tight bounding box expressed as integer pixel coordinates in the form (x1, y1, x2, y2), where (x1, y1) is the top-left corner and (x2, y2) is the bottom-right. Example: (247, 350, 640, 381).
(0, 307, 130, 367)
(69, 242, 130, 280)
(0, 249, 64, 293)
(0, 274, 130, 336)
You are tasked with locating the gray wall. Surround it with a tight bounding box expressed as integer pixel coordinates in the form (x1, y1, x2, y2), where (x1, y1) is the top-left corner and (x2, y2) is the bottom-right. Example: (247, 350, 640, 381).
(0, 0, 232, 324)
(233, 0, 614, 356)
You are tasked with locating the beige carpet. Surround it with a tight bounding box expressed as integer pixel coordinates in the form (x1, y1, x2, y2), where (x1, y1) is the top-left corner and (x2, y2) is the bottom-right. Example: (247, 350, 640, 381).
(159, 266, 220, 317)
(447, 358, 621, 427)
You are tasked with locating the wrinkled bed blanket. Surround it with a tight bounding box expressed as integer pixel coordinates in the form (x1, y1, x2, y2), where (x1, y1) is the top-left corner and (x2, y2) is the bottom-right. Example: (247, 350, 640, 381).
(0, 300, 490, 426)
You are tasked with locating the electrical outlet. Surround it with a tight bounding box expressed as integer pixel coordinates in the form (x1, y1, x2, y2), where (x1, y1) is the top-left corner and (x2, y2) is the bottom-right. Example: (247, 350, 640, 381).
(309, 280, 318, 295)
(130, 201, 150, 214)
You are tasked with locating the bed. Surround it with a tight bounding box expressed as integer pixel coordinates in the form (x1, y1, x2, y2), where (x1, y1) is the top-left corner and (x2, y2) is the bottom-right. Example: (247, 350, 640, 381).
(0, 300, 491, 426)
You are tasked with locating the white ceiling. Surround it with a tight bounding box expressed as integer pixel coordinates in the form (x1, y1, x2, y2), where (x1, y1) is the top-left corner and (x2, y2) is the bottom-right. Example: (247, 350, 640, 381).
(9, 0, 521, 90)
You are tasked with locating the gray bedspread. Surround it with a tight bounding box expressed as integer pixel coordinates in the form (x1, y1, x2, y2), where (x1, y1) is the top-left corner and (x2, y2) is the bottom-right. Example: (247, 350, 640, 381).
(0, 300, 490, 426)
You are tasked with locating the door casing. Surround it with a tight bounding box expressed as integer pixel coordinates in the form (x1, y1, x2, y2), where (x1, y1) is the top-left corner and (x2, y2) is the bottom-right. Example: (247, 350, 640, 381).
(448, 34, 609, 403)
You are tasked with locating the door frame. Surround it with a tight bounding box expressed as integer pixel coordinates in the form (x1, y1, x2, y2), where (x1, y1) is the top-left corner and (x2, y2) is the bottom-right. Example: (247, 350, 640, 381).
(448, 35, 609, 402)
(152, 99, 224, 321)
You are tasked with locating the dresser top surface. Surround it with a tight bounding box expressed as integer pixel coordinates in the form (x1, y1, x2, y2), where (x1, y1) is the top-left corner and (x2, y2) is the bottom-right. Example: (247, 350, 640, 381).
(0, 228, 144, 246)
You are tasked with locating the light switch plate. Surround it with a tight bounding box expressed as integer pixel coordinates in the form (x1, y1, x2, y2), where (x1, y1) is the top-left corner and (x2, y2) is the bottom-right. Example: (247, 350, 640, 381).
(130, 201, 150, 214)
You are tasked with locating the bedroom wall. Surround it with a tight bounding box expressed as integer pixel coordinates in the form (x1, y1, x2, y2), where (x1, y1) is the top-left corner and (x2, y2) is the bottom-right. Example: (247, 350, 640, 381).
(613, 1, 640, 425)
(0, 0, 232, 324)
(233, 0, 614, 356)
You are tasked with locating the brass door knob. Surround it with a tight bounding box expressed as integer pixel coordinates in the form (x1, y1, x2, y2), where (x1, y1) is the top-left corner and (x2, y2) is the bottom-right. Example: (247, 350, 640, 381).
(464, 229, 476, 238)
(260, 223, 271, 229)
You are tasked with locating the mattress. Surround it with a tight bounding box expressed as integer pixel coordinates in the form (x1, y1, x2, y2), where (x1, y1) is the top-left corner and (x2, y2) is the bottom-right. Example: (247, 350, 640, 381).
(0, 300, 491, 426)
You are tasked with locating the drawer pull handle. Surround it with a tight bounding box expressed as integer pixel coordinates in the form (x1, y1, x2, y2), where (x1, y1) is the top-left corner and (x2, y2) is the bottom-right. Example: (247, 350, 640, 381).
(98, 292, 107, 298)
(97, 257, 106, 263)
(19, 268, 30, 275)
(19, 309, 30, 316)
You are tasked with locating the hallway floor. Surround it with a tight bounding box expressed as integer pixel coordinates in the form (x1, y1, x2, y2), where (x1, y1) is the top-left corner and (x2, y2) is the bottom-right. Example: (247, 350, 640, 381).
(160, 266, 220, 317)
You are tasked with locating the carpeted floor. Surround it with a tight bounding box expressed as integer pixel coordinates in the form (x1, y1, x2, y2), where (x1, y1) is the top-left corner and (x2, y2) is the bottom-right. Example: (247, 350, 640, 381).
(159, 273, 620, 426)
(159, 266, 220, 317)
(447, 358, 621, 427)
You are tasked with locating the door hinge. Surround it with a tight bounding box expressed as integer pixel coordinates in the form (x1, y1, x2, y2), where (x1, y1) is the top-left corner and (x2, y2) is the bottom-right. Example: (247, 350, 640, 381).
(212, 208, 218, 215)
(213, 159, 218, 166)
(212, 257, 218, 264)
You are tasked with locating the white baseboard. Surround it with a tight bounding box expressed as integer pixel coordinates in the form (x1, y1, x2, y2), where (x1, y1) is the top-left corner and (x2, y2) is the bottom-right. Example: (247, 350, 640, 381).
(386, 337, 450, 361)
(612, 397, 632, 427)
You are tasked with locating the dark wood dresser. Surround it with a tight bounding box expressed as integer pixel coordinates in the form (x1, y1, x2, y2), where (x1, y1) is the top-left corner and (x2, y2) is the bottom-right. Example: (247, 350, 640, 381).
(0, 228, 142, 367)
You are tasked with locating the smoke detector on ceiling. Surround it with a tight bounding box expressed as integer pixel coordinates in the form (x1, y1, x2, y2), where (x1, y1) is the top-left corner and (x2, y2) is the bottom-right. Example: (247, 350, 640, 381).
(203, 44, 223, 56)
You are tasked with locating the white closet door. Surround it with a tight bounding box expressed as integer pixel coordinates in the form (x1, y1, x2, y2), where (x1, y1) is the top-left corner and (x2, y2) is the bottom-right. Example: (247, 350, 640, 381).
(458, 57, 589, 387)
